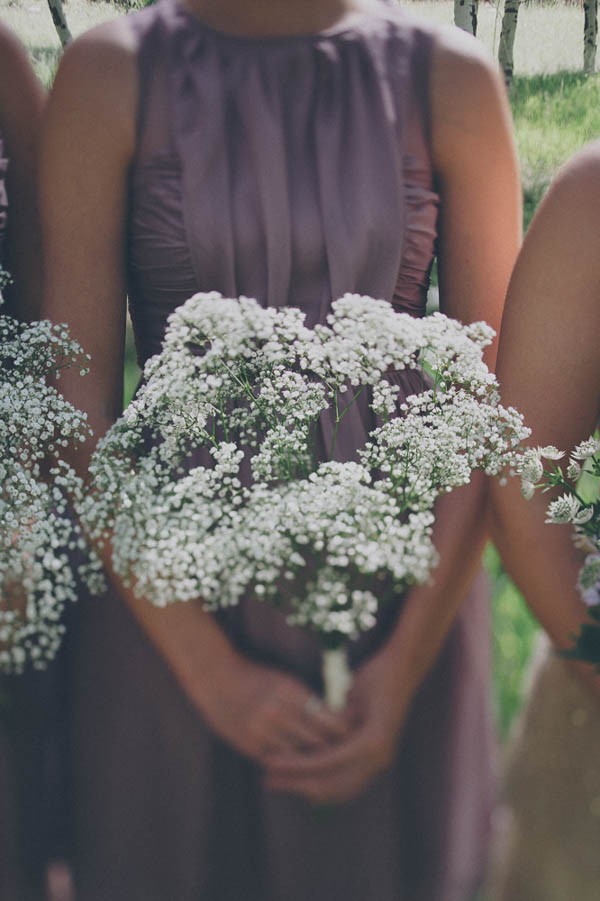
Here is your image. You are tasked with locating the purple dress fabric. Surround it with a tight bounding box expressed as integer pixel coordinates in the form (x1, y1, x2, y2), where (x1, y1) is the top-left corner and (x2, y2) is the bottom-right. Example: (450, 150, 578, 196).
(0, 133, 70, 901)
(0, 131, 20, 901)
(0, 134, 32, 901)
(70, 4, 495, 899)
(0, 136, 44, 901)
(0, 135, 7, 261)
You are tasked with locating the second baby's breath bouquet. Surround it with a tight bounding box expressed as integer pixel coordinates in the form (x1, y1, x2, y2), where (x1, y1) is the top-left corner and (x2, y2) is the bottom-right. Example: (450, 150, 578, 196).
(0, 282, 103, 672)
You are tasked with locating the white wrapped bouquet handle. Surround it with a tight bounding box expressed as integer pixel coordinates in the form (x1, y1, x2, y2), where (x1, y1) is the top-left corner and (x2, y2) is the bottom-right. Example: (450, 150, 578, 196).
(322, 647, 352, 710)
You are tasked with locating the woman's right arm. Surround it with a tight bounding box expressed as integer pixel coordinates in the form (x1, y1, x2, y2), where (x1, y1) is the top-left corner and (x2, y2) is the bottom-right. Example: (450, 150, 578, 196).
(0, 23, 45, 320)
(491, 142, 600, 695)
(41, 25, 347, 759)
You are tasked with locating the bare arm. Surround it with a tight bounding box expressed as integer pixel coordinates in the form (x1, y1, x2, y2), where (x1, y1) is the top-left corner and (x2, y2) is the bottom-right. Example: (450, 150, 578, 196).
(376, 26, 522, 698)
(41, 24, 347, 762)
(267, 29, 522, 803)
(491, 142, 600, 694)
(0, 24, 45, 320)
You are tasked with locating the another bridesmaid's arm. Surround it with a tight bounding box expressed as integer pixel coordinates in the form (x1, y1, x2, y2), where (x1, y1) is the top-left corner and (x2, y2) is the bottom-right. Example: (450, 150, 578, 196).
(0, 24, 44, 320)
(41, 25, 348, 766)
(266, 29, 521, 804)
(491, 143, 600, 698)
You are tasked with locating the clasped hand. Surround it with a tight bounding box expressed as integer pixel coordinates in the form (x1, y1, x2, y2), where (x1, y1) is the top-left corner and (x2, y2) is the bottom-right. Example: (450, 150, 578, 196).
(264, 651, 409, 805)
(198, 647, 408, 805)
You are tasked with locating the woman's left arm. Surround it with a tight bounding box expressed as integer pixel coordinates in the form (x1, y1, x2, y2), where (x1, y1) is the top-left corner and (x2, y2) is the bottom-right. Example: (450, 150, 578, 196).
(0, 24, 45, 320)
(266, 29, 521, 804)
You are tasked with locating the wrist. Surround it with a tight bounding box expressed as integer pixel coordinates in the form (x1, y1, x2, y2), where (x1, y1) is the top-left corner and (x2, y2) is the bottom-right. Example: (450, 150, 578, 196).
(181, 633, 245, 716)
(363, 643, 415, 716)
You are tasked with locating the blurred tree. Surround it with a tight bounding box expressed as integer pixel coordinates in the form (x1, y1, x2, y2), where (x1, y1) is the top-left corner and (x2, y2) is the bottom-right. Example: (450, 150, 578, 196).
(46, 0, 71, 47)
(454, 0, 478, 35)
(499, 0, 521, 85)
(584, 0, 598, 73)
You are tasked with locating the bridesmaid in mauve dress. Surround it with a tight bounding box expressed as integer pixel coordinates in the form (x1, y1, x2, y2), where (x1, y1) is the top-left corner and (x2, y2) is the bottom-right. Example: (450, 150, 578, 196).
(0, 22, 49, 901)
(40, 2, 520, 899)
(489, 141, 600, 901)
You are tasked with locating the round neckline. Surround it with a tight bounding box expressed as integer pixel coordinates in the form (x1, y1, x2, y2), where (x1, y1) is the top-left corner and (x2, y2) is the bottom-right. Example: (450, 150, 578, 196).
(172, 1, 371, 43)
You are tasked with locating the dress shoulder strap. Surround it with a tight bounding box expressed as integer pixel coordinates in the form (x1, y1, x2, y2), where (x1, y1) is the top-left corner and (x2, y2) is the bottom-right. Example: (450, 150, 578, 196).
(410, 26, 435, 156)
(127, 2, 177, 162)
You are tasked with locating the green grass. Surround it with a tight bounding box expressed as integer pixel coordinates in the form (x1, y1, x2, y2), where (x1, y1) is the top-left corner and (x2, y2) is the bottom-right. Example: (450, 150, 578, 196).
(11, 0, 600, 737)
(511, 71, 600, 226)
(486, 545, 539, 737)
(0, 0, 119, 86)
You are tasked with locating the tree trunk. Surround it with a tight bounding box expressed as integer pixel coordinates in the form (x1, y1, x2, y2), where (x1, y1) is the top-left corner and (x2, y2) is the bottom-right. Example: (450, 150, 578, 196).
(499, 0, 521, 86)
(454, 0, 478, 36)
(584, 0, 598, 74)
(47, 0, 72, 48)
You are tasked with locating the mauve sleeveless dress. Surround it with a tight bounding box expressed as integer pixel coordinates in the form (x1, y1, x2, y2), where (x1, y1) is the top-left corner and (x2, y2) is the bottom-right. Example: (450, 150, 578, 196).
(1, 134, 67, 901)
(70, 3, 495, 899)
(0, 134, 7, 259)
(0, 130, 20, 901)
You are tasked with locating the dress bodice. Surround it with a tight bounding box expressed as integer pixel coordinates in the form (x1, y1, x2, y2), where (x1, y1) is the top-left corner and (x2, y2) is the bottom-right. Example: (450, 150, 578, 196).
(126, 0, 439, 366)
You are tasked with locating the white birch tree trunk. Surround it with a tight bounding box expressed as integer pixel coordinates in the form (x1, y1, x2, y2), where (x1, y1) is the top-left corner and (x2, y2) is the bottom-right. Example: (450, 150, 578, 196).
(454, 0, 478, 36)
(499, 0, 521, 85)
(584, 0, 598, 74)
(47, 0, 72, 48)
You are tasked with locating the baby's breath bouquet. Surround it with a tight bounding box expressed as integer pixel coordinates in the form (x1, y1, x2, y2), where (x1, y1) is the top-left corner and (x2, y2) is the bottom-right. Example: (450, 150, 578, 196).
(519, 439, 600, 667)
(0, 285, 103, 671)
(83, 292, 528, 707)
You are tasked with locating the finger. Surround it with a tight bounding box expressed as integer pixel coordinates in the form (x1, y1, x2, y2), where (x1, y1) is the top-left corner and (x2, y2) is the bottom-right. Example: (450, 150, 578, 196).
(254, 733, 290, 762)
(266, 729, 370, 778)
(269, 700, 348, 754)
(293, 694, 352, 743)
(253, 701, 338, 759)
(277, 718, 331, 753)
(261, 688, 348, 749)
(274, 687, 351, 746)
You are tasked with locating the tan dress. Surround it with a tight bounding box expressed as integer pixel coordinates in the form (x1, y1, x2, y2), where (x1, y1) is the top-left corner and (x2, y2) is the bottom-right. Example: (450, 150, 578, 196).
(488, 633, 600, 900)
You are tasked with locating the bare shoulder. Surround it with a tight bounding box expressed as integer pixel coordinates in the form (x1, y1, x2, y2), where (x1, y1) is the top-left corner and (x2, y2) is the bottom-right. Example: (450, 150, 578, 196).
(429, 22, 499, 78)
(508, 140, 600, 319)
(0, 21, 31, 79)
(511, 140, 600, 303)
(53, 17, 137, 103)
(0, 24, 43, 124)
(539, 140, 600, 230)
(48, 17, 141, 158)
(414, 23, 515, 175)
(61, 15, 137, 64)
(425, 23, 507, 130)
